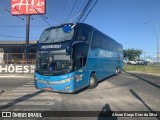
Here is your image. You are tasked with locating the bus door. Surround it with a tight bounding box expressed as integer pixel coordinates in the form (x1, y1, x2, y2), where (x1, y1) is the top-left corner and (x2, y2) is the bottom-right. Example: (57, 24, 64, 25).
(74, 54, 88, 88)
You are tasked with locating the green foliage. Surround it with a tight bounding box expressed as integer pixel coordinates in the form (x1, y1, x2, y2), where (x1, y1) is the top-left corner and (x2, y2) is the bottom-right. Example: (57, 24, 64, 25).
(124, 63, 160, 74)
(124, 48, 143, 60)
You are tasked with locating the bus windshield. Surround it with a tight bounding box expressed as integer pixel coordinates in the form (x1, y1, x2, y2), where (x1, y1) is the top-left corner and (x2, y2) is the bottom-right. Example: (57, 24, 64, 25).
(36, 50, 72, 74)
(39, 27, 74, 43)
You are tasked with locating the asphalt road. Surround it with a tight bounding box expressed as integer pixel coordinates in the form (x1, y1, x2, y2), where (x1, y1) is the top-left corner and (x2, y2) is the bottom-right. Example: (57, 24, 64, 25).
(0, 72, 160, 120)
(0, 75, 33, 92)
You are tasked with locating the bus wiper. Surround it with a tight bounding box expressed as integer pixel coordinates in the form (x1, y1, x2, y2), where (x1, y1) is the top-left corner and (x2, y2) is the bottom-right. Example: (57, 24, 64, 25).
(44, 29, 51, 42)
(44, 36, 49, 42)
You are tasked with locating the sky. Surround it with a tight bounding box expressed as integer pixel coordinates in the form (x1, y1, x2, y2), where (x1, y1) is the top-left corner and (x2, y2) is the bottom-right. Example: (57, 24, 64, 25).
(0, 0, 160, 59)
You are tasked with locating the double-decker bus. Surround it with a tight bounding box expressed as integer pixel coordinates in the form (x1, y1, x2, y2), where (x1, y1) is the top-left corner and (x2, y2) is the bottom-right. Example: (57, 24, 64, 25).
(34, 23, 123, 93)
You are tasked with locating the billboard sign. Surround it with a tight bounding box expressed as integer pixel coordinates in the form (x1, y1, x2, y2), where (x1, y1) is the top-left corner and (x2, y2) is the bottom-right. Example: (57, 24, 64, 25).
(11, 0, 46, 15)
(0, 64, 35, 73)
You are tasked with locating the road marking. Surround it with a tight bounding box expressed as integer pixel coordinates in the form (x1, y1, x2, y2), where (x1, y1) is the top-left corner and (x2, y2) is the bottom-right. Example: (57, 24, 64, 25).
(0, 82, 62, 111)
(0, 95, 57, 100)
(16, 86, 36, 89)
(0, 101, 56, 106)
(22, 85, 34, 87)
(0, 76, 33, 78)
(12, 89, 39, 92)
(121, 75, 138, 79)
(26, 82, 34, 85)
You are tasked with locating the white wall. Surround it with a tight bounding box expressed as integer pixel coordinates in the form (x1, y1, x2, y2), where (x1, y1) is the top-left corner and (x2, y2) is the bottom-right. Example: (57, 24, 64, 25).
(0, 52, 4, 64)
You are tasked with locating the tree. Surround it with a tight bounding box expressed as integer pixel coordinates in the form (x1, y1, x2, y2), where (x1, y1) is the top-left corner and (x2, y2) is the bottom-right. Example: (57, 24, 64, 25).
(123, 48, 143, 61)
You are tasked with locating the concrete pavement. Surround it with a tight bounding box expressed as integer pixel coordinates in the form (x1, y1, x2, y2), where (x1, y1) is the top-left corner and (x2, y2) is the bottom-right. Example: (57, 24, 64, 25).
(0, 73, 34, 78)
(0, 72, 159, 120)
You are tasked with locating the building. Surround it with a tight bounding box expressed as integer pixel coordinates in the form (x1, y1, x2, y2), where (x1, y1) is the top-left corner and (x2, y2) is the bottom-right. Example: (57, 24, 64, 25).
(0, 40, 37, 64)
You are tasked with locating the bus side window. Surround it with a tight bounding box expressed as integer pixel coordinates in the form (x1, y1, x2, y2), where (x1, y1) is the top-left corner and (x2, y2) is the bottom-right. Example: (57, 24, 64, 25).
(82, 27, 92, 43)
(74, 55, 82, 70)
(91, 34, 95, 49)
(92, 33, 99, 49)
(76, 29, 82, 40)
(82, 30, 88, 41)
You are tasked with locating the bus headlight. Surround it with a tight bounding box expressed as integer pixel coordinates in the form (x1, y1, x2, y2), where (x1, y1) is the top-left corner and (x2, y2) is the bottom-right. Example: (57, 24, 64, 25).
(49, 77, 74, 84)
(34, 76, 74, 84)
(64, 85, 71, 90)
(59, 77, 74, 83)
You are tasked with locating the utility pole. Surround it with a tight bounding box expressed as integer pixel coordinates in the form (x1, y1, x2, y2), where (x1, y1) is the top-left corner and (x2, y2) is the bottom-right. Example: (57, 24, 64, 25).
(155, 23, 159, 63)
(25, 15, 30, 64)
(11, 0, 46, 64)
(145, 21, 159, 64)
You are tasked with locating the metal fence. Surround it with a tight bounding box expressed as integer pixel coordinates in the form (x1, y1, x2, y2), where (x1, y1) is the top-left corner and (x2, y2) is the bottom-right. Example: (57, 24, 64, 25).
(1, 53, 36, 64)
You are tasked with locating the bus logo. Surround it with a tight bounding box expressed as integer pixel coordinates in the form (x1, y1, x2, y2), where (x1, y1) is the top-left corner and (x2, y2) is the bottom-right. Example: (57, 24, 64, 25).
(41, 45, 61, 49)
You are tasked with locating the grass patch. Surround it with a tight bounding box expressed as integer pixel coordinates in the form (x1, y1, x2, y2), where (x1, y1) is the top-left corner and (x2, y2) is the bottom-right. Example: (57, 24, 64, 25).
(124, 63, 160, 74)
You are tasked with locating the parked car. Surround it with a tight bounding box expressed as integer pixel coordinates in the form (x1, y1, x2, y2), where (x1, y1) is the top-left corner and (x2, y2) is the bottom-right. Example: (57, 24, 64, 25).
(129, 59, 148, 65)
(136, 59, 148, 65)
(128, 60, 137, 65)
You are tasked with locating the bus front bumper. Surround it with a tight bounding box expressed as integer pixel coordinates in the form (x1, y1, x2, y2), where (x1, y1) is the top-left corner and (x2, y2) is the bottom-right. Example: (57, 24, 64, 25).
(34, 74, 76, 93)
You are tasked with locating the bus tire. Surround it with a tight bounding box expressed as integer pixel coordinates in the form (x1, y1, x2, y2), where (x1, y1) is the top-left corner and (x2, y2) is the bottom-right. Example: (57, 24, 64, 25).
(89, 73, 98, 89)
(118, 67, 121, 73)
(115, 66, 119, 75)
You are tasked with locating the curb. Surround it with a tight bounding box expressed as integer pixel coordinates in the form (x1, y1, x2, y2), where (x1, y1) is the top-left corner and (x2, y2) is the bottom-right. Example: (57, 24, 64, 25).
(124, 70, 160, 77)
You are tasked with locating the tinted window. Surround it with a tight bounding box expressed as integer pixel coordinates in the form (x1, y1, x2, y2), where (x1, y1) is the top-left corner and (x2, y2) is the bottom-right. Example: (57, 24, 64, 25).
(39, 27, 74, 43)
(75, 25, 92, 43)
(91, 30, 122, 52)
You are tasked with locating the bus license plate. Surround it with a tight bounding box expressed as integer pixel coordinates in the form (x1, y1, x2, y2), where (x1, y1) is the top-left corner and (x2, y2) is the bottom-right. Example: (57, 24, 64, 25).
(45, 87, 52, 91)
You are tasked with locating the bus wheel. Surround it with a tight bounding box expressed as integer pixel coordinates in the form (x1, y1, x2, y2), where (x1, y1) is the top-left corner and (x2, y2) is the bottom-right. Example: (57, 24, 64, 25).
(115, 67, 119, 75)
(89, 73, 98, 89)
(118, 67, 121, 73)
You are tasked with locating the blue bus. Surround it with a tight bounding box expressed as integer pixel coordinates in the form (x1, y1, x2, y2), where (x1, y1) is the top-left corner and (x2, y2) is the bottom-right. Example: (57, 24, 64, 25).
(34, 23, 123, 93)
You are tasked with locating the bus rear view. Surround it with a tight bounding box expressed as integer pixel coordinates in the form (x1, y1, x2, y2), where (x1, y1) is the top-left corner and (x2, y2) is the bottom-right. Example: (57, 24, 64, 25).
(34, 23, 123, 93)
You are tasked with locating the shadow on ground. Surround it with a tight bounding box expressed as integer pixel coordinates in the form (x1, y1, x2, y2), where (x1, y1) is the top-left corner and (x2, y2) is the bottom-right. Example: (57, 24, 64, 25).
(0, 90, 45, 110)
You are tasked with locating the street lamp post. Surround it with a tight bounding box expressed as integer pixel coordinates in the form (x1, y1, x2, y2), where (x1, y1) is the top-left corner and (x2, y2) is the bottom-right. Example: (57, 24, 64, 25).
(145, 21, 159, 63)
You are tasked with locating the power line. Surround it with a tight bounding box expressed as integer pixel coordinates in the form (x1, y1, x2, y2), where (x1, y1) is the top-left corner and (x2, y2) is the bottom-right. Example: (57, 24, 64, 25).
(47, 14, 61, 25)
(0, 35, 39, 39)
(76, 0, 94, 23)
(0, 8, 6, 15)
(61, 0, 67, 23)
(14, 6, 24, 14)
(71, 0, 86, 21)
(26, 0, 52, 26)
(0, 26, 48, 28)
(70, 0, 86, 21)
(65, 0, 78, 22)
(82, 0, 99, 22)
(76, 0, 90, 22)
(4, 8, 24, 20)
